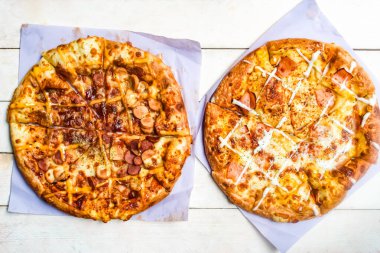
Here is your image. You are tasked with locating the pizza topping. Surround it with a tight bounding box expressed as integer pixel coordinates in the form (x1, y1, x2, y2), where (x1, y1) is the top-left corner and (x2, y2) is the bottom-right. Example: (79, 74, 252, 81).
(237, 91, 256, 115)
(315, 88, 335, 107)
(276, 56, 297, 78)
(146, 136, 160, 143)
(133, 105, 149, 119)
(142, 149, 155, 160)
(37, 159, 48, 171)
(53, 168, 66, 181)
(110, 141, 126, 161)
(141, 140, 154, 151)
(96, 167, 111, 180)
(125, 89, 139, 108)
(226, 161, 243, 181)
(45, 169, 55, 183)
(332, 69, 353, 86)
(127, 165, 141, 175)
(148, 98, 162, 111)
(127, 139, 140, 156)
(124, 150, 136, 164)
(142, 127, 154, 134)
(133, 156, 143, 166)
(141, 117, 154, 129)
(93, 70, 104, 88)
(53, 150, 64, 165)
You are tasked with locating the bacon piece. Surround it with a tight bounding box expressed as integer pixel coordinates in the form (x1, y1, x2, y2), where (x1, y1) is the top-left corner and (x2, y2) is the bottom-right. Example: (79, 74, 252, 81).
(87, 176, 97, 189)
(315, 88, 335, 107)
(127, 165, 141, 175)
(148, 98, 162, 111)
(37, 158, 48, 172)
(332, 68, 353, 85)
(92, 70, 104, 88)
(238, 91, 256, 115)
(226, 161, 243, 181)
(133, 105, 149, 119)
(276, 56, 297, 78)
(124, 150, 136, 164)
(53, 150, 64, 165)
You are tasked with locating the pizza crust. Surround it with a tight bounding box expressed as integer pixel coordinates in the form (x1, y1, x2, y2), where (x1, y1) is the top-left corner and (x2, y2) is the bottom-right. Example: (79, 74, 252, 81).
(204, 38, 380, 222)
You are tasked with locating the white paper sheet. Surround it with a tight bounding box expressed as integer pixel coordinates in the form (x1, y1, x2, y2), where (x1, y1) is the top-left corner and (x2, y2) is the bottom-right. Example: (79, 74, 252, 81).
(194, 0, 380, 251)
(8, 24, 201, 222)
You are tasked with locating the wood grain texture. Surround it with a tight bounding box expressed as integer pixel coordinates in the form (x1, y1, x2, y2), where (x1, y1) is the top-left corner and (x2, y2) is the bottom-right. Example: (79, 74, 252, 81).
(1, 0, 380, 49)
(0, 207, 379, 253)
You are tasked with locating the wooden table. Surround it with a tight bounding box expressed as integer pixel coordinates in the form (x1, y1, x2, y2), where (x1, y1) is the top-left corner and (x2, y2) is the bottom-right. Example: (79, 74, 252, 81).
(1, 0, 380, 252)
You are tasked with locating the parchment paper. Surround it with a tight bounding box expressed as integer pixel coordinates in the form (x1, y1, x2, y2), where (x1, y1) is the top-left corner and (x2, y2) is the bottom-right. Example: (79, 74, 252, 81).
(194, 0, 380, 251)
(8, 24, 201, 222)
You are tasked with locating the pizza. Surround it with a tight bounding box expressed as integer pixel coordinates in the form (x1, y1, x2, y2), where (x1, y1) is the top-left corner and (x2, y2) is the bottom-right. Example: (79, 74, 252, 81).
(8, 36, 192, 222)
(204, 38, 380, 222)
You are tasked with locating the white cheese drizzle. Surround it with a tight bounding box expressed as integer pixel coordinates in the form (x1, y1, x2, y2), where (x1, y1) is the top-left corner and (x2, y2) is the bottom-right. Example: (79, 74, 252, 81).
(334, 76, 377, 106)
(349, 177, 357, 184)
(315, 96, 335, 126)
(253, 187, 272, 211)
(232, 99, 259, 116)
(218, 118, 243, 148)
(253, 117, 287, 154)
(311, 204, 321, 216)
(371, 141, 380, 151)
(288, 79, 302, 105)
(296, 49, 321, 77)
(243, 60, 253, 65)
(330, 118, 354, 135)
(322, 62, 330, 77)
(361, 112, 371, 128)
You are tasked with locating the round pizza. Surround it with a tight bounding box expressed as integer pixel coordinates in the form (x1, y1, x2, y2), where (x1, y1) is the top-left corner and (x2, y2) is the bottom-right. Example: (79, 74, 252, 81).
(8, 36, 191, 222)
(204, 38, 380, 222)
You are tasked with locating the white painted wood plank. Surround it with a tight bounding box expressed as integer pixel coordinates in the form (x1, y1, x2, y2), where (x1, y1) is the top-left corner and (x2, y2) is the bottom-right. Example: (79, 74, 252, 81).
(1, 49, 380, 101)
(1, 153, 380, 210)
(1, 0, 380, 49)
(0, 207, 379, 253)
(0, 208, 276, 253)
(0, 154, 12, 205)
(0, 102, 11, 154)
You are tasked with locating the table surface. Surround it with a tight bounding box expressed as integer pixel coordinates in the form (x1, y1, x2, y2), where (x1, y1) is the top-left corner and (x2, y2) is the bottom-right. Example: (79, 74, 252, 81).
(1, 0, 380, 252)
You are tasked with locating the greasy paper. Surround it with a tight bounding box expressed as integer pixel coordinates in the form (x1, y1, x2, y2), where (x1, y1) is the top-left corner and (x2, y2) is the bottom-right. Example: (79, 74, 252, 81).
(194, 0, 380, 251)
(8, 24, 201, 222)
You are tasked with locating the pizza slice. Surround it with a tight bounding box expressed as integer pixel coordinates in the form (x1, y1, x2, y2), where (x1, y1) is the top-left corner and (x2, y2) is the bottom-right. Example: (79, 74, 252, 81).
(42, 36, 104, 82)
(9, 72, 46, 108)
(104, 40, 190, 136)
(31, 58, 86, 106)
(8, 105, 50, 126)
